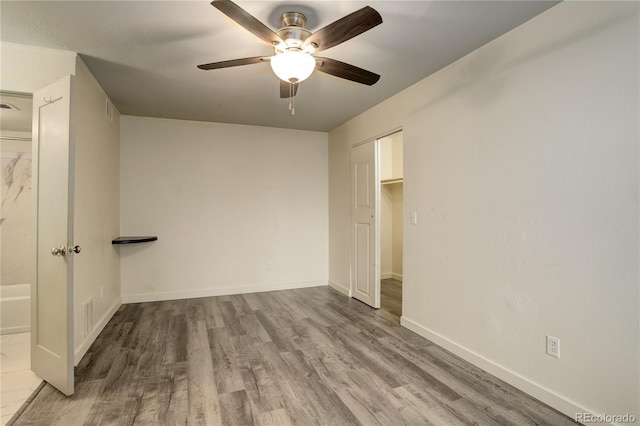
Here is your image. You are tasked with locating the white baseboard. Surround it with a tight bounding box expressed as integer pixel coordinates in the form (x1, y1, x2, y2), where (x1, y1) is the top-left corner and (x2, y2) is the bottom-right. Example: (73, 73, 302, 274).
(328, 280, 351, 297)
(122, 280, 328, 304)
(74, 298, 121, 366)
(400, 316, 594, 423)
(391, 273, 403, 281)
(381, 273, 403, 281)
(0, 325, 30, 335)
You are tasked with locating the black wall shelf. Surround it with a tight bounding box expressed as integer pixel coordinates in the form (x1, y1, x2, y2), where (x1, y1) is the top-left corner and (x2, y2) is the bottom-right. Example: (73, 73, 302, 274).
(112, 236, 158, 245)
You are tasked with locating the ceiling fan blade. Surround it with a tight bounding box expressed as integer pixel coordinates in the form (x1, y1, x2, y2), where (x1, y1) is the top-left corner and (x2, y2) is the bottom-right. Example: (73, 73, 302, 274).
(279, 80, 299, 98)
(210, 0, 284, 47)
(303, 6, 382, 53)
(315, 57, 380, 86)
(197, 56, 270, 70)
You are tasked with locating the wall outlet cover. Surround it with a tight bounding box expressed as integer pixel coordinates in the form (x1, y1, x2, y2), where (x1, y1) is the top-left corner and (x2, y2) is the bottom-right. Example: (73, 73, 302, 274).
(546, 335, 560, 358)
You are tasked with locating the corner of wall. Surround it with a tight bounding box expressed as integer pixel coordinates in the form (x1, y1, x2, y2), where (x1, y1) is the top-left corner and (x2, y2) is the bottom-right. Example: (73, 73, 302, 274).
(74, 297, 121, 366)
(400, 316, 593, 420)
(328, 280, 351, 297)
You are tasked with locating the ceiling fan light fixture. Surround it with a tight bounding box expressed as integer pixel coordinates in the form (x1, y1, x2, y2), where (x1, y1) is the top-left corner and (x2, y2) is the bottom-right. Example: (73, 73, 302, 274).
(270, 50, 316, 83)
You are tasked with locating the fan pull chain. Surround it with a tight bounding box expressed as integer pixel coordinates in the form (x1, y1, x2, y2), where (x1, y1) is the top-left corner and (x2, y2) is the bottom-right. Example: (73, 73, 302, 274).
(289, 81, 295, 115)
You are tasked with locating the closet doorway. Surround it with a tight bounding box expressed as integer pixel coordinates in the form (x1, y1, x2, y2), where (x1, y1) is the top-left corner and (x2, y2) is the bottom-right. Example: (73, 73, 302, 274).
(379, 130, 403, 321)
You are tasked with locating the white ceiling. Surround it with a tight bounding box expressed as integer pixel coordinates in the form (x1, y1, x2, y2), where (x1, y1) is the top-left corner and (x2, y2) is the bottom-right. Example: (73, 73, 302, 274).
(0, 1, 558, 132)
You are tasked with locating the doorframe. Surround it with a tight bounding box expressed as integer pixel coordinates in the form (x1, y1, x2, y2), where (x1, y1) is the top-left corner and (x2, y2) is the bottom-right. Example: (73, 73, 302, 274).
(349, 126, 403, 306)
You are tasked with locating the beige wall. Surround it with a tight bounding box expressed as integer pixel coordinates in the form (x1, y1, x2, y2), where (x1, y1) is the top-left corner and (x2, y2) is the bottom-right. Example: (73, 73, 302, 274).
(380, 185, 393, 277)
(379, 132, 403, 182)
(390, 183, 403, 279)
(72, 58, 121, 363)
(120, 116, 328, 302)
(0, 42, 76, 94)
(381, 183, 404, 281)
(329, 1, 638, 420)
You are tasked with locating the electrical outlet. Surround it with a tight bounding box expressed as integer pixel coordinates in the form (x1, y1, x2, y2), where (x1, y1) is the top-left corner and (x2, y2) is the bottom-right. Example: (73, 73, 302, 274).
(267, 262, 273, 271)
(546, 335, 560, 358)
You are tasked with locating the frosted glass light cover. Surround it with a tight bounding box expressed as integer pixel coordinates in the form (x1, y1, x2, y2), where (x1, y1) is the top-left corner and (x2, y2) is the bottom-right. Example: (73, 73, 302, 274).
(270, 51, 316, 83)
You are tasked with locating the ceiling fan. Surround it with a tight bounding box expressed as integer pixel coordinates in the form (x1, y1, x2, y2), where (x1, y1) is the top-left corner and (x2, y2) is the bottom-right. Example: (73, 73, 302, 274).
(197, 0, 382, 113)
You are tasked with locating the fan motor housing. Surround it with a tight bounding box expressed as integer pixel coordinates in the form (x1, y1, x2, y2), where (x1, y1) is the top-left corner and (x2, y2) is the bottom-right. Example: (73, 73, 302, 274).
(276, 12, 312, 49)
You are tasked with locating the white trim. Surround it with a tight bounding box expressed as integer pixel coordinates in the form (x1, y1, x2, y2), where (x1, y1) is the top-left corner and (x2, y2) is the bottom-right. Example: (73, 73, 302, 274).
(1, 325, 30, 334)
(328, 280, 351, 297)
(74, 297, 121, 366)
(400, 316, 597, 423)
(380, 273, 403, 281)
(122, 280, 328, 304)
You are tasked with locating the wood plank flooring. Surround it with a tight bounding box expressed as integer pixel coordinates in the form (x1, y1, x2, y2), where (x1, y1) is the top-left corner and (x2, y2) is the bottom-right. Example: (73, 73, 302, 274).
(380, 278, 402, 321)
(11, 286, 576, 425)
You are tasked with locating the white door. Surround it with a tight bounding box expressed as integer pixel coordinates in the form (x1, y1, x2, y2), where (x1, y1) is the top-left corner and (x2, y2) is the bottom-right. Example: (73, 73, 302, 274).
(350, 140, 380, 308)
(31, 75, 75, 396)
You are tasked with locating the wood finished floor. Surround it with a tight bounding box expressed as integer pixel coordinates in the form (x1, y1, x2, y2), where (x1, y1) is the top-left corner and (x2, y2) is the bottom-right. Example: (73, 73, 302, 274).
(12, 286, 575, 425)
(380, 278, 402, 321)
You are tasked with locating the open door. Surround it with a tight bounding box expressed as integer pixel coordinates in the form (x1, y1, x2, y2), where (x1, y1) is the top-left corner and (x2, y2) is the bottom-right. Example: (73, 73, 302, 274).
(31, 75, 76, 395)
(350, 140, 380, 308)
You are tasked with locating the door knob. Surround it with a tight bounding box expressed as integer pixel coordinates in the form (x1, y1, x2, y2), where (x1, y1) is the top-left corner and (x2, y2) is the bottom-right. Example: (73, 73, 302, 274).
(51, 246, 66, 256)
(68, 245, 81, 255)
